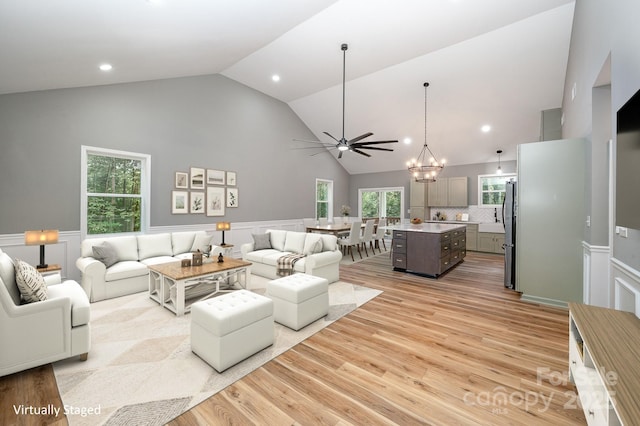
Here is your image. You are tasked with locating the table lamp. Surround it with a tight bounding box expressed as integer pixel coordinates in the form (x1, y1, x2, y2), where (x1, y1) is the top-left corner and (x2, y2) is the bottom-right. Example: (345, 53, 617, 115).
(25, 229, 59, 269)
(216, 222, 231, 246)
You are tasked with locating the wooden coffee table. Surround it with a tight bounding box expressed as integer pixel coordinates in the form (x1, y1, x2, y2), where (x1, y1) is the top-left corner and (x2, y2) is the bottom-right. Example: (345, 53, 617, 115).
(148, 258, 252, 316)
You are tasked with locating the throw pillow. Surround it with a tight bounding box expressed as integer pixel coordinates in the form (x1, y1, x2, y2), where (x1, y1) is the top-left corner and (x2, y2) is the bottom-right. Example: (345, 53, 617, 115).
(14, 259, 47, 303)
(191, 233, 213, 253)
(92, 241, 119, 268)
(303, 234, 323, 255)
(252, 233, 272, 250)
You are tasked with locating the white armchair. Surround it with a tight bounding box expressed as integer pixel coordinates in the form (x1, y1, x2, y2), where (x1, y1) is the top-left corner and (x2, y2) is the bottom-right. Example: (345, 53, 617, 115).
(0, 249, 90, 377)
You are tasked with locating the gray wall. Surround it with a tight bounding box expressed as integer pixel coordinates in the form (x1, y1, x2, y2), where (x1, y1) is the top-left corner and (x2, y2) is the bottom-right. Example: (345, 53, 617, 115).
(439, 161, 517, 206)
(561, 0, 640, 269)
(349, 160, 517, 218)
(0, 74, 350, 234)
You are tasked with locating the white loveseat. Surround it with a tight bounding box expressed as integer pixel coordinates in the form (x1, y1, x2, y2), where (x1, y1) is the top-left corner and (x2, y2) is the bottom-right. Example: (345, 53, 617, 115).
(76, 231, 223, 302)
(0, 249, 90, 377)
(241, 229, 341, 283)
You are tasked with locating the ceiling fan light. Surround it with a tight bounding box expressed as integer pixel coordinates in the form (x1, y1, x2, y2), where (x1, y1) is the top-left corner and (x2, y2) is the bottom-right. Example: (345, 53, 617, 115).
(338, 145, 349, 151)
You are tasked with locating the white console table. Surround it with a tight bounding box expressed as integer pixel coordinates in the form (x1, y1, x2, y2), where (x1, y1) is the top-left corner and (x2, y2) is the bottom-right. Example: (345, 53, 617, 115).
(568, 302, 640, 425)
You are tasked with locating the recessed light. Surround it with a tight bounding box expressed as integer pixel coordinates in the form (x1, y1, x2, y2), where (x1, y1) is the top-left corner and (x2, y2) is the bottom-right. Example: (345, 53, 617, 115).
(403, 138, 412, 144)
(481, 124, 491, 133)
(272, 75, 280, 82)
(99, 64, 113, 71)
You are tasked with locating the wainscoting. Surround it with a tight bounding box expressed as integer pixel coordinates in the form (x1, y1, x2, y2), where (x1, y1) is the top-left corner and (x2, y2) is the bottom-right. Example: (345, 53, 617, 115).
(0, 219, 307, 282)
(582, 241, 610, 307)
(611, 257, 640, 316)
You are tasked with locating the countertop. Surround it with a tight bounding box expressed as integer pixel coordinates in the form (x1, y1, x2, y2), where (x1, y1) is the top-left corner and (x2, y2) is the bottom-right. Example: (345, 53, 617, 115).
(425, 220, 480, 225)
(425, 220, 505, 234)
(383, 223, 467, 234)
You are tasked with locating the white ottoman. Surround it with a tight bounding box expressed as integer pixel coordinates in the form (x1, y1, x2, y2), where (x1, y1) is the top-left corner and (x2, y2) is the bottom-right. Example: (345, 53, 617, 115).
(191, 290, 273, 372)
(267, 273, 329, 331)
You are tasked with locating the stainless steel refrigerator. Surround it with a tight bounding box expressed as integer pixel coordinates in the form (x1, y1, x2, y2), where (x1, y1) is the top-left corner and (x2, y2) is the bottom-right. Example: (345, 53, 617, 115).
(502, 180, 516, 289)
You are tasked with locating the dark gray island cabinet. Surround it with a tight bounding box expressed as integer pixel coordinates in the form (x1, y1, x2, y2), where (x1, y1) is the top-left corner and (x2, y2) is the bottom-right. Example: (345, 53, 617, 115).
(390, 223, 466, 277)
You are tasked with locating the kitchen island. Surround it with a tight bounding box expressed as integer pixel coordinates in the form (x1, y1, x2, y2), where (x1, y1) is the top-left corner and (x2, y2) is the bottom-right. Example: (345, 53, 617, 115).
(388, 223, 466, 277)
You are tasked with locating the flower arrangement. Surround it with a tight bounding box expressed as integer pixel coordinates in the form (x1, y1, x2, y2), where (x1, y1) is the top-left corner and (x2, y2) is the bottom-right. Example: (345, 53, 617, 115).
(340, 205, 351, 216)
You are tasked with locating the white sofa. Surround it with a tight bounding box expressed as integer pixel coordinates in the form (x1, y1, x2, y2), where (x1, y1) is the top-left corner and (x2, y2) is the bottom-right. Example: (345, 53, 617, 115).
(76, 231, 223, 302)
(0, 249, 90, 377)
(241, 229, 341, 283)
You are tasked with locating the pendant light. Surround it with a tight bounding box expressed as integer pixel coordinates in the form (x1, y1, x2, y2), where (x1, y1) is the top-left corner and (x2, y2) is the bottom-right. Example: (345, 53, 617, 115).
(496, 149, 503, 174)
(407, 82, 445, 182)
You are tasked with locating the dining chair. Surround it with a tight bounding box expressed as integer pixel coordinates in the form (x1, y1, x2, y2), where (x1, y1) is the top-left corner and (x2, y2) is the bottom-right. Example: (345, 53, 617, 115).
(372, 217, 387, 252)
(338, 221, 362, 261)
(359, 220, 375, 257)
(318, 217, 328, 226)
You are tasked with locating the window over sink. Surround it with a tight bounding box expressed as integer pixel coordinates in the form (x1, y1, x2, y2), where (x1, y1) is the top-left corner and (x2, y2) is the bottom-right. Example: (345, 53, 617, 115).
(477, 173, 516, 208)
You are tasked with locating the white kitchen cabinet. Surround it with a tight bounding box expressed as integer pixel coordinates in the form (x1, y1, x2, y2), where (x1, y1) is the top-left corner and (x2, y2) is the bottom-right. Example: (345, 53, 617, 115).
(427, 179, 448, 207)
(478, 232, 504, 254)
(427, 177, 468, 207)
(465, 224, 478, 251)
(409, 179, 429, 220)
(447, 177, 468, 206)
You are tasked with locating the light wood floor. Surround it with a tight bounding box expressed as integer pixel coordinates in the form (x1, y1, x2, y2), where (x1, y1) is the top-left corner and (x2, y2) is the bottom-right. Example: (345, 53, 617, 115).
(170, 252, 586, 425)
(1, 251, 586, 425)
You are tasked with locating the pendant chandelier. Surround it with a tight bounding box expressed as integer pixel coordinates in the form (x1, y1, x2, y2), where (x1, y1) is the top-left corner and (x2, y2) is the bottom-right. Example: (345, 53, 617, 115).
(407, 82, 445, 183)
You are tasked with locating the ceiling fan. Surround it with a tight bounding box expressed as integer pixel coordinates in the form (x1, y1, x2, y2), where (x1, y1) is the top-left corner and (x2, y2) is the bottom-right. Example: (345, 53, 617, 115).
(296, 43, 398, 159)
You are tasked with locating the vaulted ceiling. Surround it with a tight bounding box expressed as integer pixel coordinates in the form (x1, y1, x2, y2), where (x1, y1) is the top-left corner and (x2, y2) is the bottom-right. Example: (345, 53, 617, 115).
(0, 0, 575, 174)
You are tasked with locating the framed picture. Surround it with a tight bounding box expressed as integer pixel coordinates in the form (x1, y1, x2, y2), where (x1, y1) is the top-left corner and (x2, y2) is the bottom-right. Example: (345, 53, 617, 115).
(226, 187, 238, 208)
(190, 167, 205, 189)
(190, 191, 205, 214)
(207, 169, 225, 185)
(171, 191, 188, 214)
(206, 187, 225, 216)
(226, 171, 237, 186)
(175, 172, 188, 189)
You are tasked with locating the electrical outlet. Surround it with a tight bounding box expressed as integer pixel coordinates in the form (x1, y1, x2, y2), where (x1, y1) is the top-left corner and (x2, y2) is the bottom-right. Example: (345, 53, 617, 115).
(586, 216, 591, 227)
(619, 227, 628, 238)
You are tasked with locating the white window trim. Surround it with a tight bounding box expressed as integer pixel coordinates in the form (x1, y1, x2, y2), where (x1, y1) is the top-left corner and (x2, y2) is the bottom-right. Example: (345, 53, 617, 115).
(81, 145, 151, 239)
(315, 178, 333, 220)
(357, 186, 405, 219)
(477, 173, 516, 208)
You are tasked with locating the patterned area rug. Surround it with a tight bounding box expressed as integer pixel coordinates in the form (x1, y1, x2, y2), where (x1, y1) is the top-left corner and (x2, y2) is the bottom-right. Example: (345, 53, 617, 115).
(53, 275, 381, 425)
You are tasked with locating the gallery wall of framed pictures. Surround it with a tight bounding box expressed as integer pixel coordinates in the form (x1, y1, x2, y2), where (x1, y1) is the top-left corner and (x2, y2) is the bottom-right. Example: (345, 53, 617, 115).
(172, 167, 238, 216)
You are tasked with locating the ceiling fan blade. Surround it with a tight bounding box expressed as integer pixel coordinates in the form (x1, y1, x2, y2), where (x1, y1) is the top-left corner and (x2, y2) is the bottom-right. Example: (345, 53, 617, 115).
(338, 150, 343, 159)
(353, 140, 399, 146)
(354, 146, 395, 152)
(292, 146, 335, 150)
(323, 132, 340, 142)
(352, 148, 371, 157)
(293, 138, 333, 146)
(347, 132, 374, 144)
(310, 147, 337, 156)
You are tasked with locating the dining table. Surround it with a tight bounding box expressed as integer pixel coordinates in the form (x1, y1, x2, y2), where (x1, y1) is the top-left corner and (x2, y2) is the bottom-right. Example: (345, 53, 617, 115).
(305, 223, 353, 236)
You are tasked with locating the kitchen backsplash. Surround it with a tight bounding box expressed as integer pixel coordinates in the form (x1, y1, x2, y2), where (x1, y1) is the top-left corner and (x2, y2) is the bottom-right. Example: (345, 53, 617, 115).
(428, 205, 500, 223)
